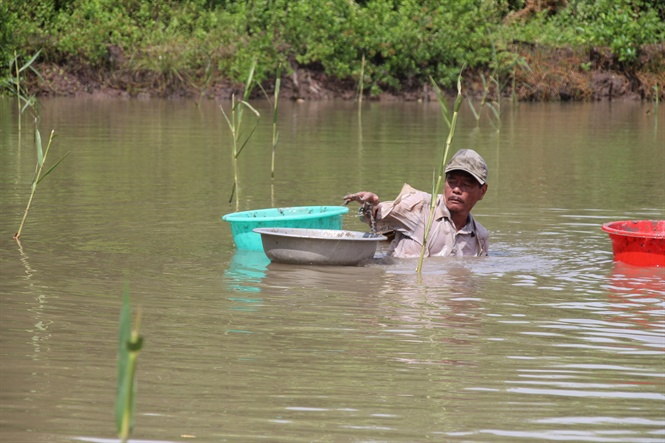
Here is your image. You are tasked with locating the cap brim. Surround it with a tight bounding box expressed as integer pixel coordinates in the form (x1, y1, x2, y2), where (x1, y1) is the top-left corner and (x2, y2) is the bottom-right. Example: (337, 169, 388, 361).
(445, 167, 486, 185)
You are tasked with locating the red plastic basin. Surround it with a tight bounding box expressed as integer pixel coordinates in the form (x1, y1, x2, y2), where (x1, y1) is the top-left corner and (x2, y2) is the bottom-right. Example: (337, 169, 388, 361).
(602, 220, 665, 267)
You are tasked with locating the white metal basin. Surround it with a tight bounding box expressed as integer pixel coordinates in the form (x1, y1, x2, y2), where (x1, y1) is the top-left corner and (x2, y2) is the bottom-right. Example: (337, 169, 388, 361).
(253, 227, 387, 266)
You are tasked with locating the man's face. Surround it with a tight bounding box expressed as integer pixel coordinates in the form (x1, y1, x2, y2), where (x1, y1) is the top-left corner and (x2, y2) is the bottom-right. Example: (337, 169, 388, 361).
(444, 170, 488, 215)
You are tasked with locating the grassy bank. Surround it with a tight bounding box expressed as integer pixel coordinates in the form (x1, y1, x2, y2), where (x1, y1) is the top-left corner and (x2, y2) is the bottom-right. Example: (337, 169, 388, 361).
(2, 0, 664, 101)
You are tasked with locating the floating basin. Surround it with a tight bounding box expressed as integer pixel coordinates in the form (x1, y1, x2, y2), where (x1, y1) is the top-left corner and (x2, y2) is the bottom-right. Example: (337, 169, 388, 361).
(253, 227, 387, 266)
(222, 206, 349, 250)
(601, 220, 665, 267)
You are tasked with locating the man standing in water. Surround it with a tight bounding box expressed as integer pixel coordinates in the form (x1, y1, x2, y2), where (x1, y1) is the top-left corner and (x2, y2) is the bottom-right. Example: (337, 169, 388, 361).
(343, 149, 489, 258)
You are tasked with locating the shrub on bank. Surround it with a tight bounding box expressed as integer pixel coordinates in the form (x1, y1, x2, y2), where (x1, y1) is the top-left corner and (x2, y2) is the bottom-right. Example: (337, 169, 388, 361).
(504, 0, 665, 67)
(2, 0, 664, 99)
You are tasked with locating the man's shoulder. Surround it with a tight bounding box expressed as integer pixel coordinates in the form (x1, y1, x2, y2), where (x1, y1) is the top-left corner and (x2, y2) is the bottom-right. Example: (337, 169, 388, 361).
(392, 183, 432, 209)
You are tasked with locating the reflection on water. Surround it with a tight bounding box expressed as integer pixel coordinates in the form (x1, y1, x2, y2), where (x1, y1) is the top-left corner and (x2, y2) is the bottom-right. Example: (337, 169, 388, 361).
(263, 260, 389, 294)
(1, 98, 664, 442)
(225, 247, 394, 296)
(605, 262, 665, 338)
(15, 242, 54, 363)
(76, 438, 180, 443)
(224, 250, 270, 294)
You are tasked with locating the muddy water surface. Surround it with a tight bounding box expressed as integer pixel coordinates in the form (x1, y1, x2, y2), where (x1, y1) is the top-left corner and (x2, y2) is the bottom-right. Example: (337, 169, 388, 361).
(1, 98, 664, 442)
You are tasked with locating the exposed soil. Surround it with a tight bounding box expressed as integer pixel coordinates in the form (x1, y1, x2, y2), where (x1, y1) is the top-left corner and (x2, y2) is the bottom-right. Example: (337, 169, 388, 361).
(26, 43, 665, 102)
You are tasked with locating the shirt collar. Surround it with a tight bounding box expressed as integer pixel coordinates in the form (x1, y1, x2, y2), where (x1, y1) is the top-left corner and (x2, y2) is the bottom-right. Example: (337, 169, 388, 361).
(436, 197, 476, 233)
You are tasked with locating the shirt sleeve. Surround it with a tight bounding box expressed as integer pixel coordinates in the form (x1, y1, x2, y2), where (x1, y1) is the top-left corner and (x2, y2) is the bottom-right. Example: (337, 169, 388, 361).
(375, 183, 431, 239)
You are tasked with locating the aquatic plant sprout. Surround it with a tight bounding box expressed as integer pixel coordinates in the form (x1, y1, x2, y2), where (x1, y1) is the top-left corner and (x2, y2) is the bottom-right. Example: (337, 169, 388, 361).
(14, 129, 70, 240)
(271, 70, 280, 180)
(220, 60, 260, 210)
(258, 64, 282, 180)
(358, 54, 365, 110)
(2, 50, 42, 135)
(466, 40, 530, 129)
(416, 72, 463, 274)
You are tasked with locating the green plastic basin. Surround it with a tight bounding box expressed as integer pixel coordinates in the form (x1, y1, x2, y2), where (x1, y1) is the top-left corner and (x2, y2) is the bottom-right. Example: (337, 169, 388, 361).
(222, 206, 349, 250)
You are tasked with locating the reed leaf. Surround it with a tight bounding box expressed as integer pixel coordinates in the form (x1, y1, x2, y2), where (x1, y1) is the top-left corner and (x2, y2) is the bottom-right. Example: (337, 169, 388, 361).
(17, 50, 42, 75)
(219, 103, 233, 129)
(429, 76, 451, 128)
(234, 60, 256, 136)
(235, 112, 260, 158)
(486, 101, 500, 120)
(20, 99, 37, 115)
(35, 127, 43, 166)
(36, 152, 71, 185)
(237, 100, 259, 118)
(480, 74, 489, 106)
(242, 61, 256, 102)
(467, 98, 480, 121)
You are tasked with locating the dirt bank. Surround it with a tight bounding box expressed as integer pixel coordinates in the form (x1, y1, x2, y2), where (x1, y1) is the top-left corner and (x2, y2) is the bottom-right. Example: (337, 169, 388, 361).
(27, 44, 665, 102)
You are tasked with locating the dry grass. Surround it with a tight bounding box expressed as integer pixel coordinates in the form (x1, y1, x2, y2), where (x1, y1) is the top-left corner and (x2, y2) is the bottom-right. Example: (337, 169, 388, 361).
(463, 43, 665, 102)
(515, 47, 594, 101)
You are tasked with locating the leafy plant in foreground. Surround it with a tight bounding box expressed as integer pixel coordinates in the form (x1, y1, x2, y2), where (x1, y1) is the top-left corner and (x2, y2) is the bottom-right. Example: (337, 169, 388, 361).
(116, 285, 143, 443)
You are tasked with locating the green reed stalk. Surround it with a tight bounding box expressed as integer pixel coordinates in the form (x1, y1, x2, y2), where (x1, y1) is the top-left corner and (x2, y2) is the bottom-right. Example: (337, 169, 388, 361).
(486, 75, 501, 130)
(358, 54, 365, 111)
(3, 51, 42, 144)
(116, 285, 143, 443)
(14, 52, 21, 134)
(237, 60, 257, 137)
(467, 74, 488, 124)
(511, 65, 518, 103)
(489, 37, 502, 129)
(220, 61, 260, 209)
(654, 84, 660, 109)
(14, 129, 70, 240)
(271, 66, 281, 179)
(654, 84, 660, 134)
(416, 74, 463, 274)
(257, 65, 282, 180)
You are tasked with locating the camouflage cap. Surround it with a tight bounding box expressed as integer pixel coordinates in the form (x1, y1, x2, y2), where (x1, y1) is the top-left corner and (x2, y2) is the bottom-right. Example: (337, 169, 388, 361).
(444, 149, 488, 185)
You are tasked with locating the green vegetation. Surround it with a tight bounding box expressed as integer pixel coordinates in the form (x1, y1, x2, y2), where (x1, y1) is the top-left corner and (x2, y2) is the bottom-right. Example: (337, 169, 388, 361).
(416, 73, 463, 274)
(505, 0, 665, 64)
(116, 285, 143, 443)
(14, 129, 70, 240)
(270, 73, 280, 180)
(467, 39, 529, 127)
(257, 64, 282, 179)
(220, 61, 260, 210)
(4, 50, 69, 242)
(2, 51, 41, 135)
(1, 0, 664, 99)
